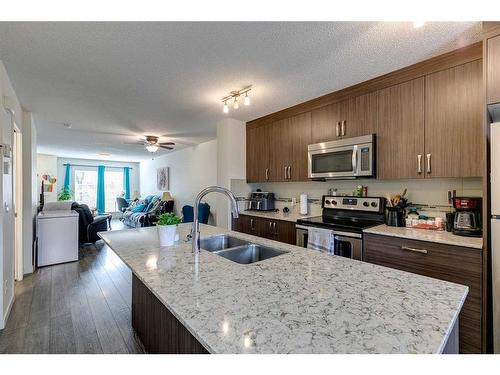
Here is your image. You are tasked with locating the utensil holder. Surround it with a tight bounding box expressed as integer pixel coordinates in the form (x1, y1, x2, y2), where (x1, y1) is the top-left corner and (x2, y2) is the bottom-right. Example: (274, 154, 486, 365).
(386, 207, 406, 227)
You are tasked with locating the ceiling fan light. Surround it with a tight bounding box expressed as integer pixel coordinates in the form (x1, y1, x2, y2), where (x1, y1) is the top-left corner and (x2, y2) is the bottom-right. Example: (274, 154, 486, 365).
(146, 144, 159, 153)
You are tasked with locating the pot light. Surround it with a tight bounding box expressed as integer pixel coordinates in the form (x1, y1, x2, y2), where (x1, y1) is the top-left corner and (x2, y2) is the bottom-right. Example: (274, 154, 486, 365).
(413, 21, 426, 28)
(97, 152, 111, 158)
(221, 86, 252, 114)
(146, 144, 159, 153)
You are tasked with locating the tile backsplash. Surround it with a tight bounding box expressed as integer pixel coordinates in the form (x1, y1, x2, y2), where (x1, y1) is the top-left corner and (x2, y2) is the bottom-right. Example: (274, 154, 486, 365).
(231, 177, 482, 219)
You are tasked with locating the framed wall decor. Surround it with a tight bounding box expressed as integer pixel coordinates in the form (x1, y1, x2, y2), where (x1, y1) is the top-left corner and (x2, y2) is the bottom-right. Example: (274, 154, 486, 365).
(157, 166, 169, 190)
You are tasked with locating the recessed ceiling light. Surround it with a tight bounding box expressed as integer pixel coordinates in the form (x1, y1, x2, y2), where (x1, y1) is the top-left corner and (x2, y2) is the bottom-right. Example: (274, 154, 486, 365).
(98, 152, 111, 158)
(413, 21, 426, 28)
(63, 122, 72, 129)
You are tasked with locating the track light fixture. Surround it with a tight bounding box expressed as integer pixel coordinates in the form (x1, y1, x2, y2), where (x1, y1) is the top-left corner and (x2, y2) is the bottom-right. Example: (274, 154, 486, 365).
(221, 86, 252, 114)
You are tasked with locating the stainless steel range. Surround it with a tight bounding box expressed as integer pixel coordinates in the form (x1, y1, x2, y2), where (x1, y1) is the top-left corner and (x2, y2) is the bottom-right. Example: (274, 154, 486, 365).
(296, 195, 385, 261)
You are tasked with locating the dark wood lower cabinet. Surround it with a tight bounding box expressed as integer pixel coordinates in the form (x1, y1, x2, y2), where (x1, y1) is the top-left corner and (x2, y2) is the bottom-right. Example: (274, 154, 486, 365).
(132, 274, 208, 354)
(363, 233, 483, 354)
(232, 214, 296, 245)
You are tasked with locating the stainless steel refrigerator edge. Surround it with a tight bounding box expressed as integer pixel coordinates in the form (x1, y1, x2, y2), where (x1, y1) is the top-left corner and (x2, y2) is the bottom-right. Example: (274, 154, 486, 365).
(490, 121, 500, 352)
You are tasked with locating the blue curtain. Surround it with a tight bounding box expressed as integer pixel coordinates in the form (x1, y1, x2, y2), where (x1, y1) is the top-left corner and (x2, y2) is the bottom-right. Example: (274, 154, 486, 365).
(64, 164, 71, 189)
(123, 167, 131, 200)
(96, 165, 105, 214)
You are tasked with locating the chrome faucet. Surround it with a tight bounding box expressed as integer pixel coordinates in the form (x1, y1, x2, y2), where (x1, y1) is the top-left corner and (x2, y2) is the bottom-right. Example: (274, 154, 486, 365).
(192, 186, 239, 254)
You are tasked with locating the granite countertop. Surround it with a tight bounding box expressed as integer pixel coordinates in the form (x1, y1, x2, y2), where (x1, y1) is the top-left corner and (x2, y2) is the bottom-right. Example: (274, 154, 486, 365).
(99, 223, 468, 354)
(239, 209, 317, 223)
(364, 224, 483, 249)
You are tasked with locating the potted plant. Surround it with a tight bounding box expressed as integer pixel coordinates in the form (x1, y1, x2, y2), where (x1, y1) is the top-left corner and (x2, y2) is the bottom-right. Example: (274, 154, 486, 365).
(156, 212, 182, 246)
(57, 187, 74, 201)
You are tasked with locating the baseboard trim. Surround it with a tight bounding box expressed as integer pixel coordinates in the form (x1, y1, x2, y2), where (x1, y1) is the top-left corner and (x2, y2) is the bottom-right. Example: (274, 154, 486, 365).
(1, 293, 15, 330)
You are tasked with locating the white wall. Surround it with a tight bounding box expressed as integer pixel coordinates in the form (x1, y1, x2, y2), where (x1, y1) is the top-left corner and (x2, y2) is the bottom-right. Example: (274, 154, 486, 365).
(0, 61, 23, 329)
(37, 154, 58, 203)
(216, 118, 246, 228)
(140, 140, 218, 224)
(22, 113, 37, 275)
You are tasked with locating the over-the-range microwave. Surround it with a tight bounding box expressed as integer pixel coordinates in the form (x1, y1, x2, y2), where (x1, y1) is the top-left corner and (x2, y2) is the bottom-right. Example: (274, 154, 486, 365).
(308, 134, 375, 180)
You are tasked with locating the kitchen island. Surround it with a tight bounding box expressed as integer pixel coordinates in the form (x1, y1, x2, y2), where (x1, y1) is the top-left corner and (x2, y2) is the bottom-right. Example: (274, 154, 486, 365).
(99, 223, 468, 354)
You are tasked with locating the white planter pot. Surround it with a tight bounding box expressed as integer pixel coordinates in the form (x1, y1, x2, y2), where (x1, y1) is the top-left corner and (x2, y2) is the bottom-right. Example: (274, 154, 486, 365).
(158, 225, 178, 247)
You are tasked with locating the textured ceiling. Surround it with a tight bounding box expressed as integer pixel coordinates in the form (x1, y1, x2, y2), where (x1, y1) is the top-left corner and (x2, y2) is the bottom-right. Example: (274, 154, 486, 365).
(0, 22, 481, 161)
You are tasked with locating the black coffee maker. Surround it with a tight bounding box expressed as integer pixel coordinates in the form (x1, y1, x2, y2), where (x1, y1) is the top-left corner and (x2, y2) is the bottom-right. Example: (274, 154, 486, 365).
(451, 197, 482, 237)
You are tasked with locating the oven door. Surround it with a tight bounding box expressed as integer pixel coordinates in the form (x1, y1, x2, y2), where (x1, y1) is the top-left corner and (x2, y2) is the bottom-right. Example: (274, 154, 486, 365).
(296, 225, 309, 247)
(308, 144, 358, 179)
(334, 234, 363, 261)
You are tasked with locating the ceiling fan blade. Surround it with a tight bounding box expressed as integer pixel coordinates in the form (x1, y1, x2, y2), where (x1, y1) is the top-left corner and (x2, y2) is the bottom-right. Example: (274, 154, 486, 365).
(159, 145, 173, 150)
(124, 142, 146, 145)
(159, 142, 175, 145)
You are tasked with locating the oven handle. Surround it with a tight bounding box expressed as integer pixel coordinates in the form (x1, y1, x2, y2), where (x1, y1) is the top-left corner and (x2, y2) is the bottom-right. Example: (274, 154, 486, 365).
(296, 224, 362, 239)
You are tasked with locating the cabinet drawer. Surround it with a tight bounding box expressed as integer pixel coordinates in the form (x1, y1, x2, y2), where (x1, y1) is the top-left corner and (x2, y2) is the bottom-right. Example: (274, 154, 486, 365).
(363, 233, 482, 353)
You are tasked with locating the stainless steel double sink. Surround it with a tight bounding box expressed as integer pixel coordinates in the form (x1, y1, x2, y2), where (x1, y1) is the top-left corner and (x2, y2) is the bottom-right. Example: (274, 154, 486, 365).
(199, 235, 289, 264)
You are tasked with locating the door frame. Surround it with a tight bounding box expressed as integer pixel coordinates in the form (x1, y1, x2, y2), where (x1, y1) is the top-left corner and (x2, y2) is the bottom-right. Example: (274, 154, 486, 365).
(12, 124, 23, 281)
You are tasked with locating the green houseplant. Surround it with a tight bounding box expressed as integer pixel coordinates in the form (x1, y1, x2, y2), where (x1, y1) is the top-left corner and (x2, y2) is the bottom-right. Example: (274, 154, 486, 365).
(156, 213, 182, 246)
(57, 187, 74, 201)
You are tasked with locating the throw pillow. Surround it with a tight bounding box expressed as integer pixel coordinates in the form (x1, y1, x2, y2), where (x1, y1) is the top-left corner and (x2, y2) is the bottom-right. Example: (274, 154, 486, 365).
(131, 204, 146, 213)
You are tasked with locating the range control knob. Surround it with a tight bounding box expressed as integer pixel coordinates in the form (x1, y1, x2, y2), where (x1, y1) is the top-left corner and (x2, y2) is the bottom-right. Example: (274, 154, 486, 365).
(363, 202, 369, 207)
(371, 202, 378, 207)
(325, 200, 331, 205)
(332, 200, 337, 205)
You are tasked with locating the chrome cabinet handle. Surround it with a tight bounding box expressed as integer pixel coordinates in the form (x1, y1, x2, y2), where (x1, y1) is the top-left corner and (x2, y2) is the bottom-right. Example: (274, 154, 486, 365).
(401, 246, 428, 255)
(284, 166, 288, 180)
(273, 222, 277, 235)
(287, 166, 291, 180)
(426, 154, 431, 174)
(269, 221, 273, 234)
(341, 120, 346, 136)
(265, 168, 269, 180)
(250, 218, 255, 231)
(336, 122, 340, 137)
(417, 154, 422, 174)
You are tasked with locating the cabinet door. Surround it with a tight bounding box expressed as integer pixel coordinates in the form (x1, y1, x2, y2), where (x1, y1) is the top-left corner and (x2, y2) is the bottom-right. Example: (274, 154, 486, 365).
(269, 119, 291, 182)
(425, 60, 483, 178)
(246, 125, 270, 182)
(344, 92, 378, 138)
(488, 35, 500, 104)
(311, 102, 342, 143)
(363, 233, 482, 353)
(288, 112, 312, 181)
(273, 220, 296, 245)
(377, 78, 425, 179)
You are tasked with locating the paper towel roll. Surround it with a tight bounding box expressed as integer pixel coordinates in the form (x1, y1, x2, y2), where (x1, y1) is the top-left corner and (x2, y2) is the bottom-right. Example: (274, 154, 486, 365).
(300, 194, 308, 215)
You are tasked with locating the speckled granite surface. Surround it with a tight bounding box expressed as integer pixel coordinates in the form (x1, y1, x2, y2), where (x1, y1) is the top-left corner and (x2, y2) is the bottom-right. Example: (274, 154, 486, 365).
(364, 224, 483, 249)
(99, 223, 468, 354)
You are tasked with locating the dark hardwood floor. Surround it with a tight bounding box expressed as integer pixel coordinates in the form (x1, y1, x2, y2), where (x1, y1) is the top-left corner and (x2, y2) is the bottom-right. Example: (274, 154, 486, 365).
(0, 220, 144, 354)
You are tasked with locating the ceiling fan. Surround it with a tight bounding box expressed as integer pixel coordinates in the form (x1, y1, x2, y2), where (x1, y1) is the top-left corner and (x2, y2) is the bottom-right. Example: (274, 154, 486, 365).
(126, 135, 175, 153)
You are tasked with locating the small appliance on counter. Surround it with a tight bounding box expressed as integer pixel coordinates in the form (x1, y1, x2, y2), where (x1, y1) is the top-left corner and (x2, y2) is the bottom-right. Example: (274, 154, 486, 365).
(245, 191, 275, 211)
(452, 197, 482, 237)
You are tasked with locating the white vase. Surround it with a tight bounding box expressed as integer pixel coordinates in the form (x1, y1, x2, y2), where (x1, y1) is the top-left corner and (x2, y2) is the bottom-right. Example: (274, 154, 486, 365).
(158, 225, 178, 247)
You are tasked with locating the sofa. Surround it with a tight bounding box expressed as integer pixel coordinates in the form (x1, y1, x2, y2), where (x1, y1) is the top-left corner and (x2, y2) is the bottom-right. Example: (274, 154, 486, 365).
(122, 195, 173, 228)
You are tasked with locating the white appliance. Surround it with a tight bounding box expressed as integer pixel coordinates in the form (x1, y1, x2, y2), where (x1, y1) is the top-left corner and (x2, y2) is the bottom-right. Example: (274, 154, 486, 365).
(37, 202, 79, 267)
(490, 121, 500, 353)
(308, 134, 375, 180)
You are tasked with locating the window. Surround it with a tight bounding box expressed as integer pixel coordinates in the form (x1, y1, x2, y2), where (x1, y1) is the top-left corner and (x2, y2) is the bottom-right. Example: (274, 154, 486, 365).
(74, 169, 97, 208)
(104, 170, 124, 212)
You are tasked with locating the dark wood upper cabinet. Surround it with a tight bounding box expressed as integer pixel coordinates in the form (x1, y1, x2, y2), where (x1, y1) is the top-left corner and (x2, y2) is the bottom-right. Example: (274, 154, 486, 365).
(311, 102, 341, 144)
(288, 112, 311, 181)
(246, 125, 270, 183)
(344, 92, 378, 138)
(487, 35, 500, 104)
(377, 78, 425, 179)
(425, 59, 483, 178)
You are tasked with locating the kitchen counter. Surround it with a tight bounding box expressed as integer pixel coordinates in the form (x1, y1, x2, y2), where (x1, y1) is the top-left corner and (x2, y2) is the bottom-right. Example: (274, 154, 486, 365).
(239, 209, 317, 223)
(364, 224, 483, 249)
(99, 223, 467, 354)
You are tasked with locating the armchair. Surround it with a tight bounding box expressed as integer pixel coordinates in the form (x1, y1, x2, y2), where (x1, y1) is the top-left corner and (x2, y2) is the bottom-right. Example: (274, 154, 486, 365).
(71, 202, 112, 244)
